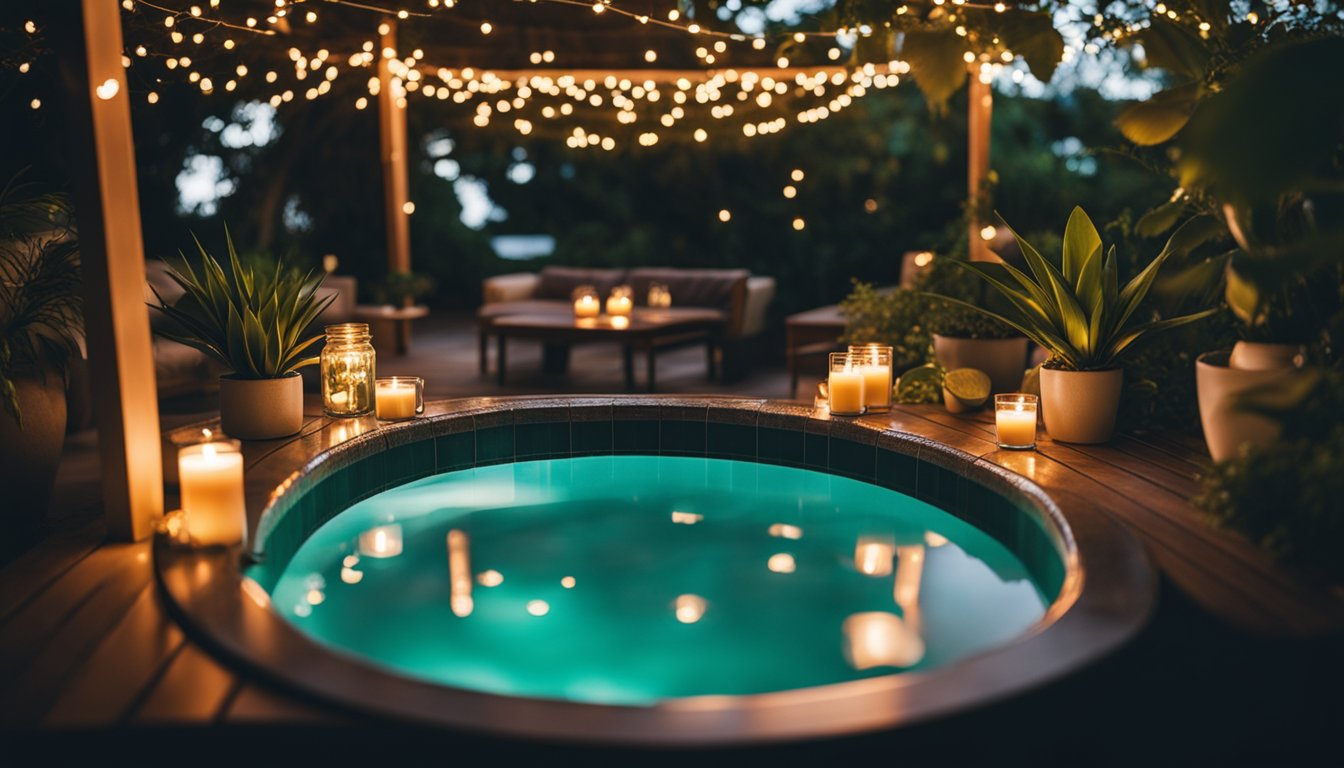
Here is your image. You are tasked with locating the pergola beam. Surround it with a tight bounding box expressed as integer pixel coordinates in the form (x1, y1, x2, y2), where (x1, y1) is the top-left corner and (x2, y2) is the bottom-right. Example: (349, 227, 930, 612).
(967, 71, 994, 262)
(51, 0, 163, 541)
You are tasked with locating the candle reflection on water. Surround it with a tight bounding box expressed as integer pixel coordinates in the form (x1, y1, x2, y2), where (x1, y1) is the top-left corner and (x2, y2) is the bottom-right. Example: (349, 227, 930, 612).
(359, 524, 403, 558)
(855, 536, 895, 576)
(448, 529, 473, 617)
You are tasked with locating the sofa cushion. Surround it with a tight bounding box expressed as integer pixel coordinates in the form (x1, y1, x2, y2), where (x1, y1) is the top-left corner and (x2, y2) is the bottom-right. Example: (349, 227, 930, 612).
(536, 266, 628, 301)
(476, 299, 574, 320)
(627, 268, 748, 311)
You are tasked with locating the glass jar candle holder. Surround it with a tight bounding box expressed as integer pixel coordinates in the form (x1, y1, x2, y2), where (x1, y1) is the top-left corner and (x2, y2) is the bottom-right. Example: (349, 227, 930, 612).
(606, 284, 634, 318)
(848, 344, 893, 413)
(995, 393, 1039, 450)
(322, 323, 375, 417)
(375, 376, 424, 421)
(572, 284, 600, 319)
(827, 352, 866, 416)
(178, 429, 246, 548)
(647, 282, 672, 308)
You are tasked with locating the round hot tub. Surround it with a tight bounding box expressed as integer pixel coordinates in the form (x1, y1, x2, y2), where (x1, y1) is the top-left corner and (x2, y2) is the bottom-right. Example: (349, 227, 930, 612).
(155, 397, 1154, 745)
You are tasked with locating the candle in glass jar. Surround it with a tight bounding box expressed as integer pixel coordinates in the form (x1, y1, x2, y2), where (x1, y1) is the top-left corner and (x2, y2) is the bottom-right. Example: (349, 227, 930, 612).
(994, 394, 1039, 449)
(574, 294, 600, 319)
(859, 363, 891, 409)
(606, 294, 633, 317)
(376, 381, 418, 420)
(179, 433, 245, 547)
(828, 353, 865, 416)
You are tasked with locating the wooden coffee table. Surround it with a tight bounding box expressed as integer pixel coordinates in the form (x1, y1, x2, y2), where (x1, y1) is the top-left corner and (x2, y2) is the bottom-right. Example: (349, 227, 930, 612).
(490, 309, 725, 391)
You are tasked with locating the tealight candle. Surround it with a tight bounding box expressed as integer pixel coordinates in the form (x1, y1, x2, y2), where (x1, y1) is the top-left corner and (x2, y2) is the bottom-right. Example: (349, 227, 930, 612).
(828, 352, 865, 416)
(995, 393, 1039, 449)
(606, 287, 633, 318)
(573, 294, 600, 319)
(375, 376, 423, 421)
(178, 430, 245, 547)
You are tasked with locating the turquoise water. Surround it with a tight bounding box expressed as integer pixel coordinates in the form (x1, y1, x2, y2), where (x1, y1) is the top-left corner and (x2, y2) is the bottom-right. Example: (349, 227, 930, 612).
(267, 456, 1050, 705)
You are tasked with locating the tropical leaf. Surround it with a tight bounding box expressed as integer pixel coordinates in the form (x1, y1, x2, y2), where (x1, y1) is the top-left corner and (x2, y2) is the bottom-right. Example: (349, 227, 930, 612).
(1116, 84, 1200, 146)
(995, 11, 1065, 84)
(898, 29, 968, 113)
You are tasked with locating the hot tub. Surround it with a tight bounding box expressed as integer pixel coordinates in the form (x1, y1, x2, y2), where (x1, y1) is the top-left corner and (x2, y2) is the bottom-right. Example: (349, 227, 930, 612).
(155, 397, 1154, 745)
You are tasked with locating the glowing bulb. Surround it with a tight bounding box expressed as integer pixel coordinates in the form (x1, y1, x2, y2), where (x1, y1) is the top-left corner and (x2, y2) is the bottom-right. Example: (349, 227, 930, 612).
(783, 185, 797, 199)
(480, 21, 492, 34)
(980, 225, 997, 241)
(792, 217, 805, 231)
(644, 49, 657, 63)
(791, 168, 805, 182)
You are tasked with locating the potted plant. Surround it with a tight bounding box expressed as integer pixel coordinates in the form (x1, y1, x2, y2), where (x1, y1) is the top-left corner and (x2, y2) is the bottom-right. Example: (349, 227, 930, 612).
(149, 229, 333, 440)
(369, 270, 435, 309)
(928, 207, 1219, 444)
(0, 182, 81, 520)
(920, 254, 1029, 395)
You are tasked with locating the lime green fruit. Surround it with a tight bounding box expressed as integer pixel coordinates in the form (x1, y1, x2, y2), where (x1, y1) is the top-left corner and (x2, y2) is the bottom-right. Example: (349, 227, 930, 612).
(943, 368, 991, 413)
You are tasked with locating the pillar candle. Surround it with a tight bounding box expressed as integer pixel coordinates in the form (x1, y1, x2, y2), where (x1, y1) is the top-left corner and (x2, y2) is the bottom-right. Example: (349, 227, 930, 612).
(995, 407, 1037, 447)
(860, 364, 891, 409)
(376, 381, 418, 420)
(828, 368, 865, 415)
(179, 440, 246, 547)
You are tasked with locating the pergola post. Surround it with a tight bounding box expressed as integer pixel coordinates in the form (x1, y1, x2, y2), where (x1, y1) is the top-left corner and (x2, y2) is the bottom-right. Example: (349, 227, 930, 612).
(967, 70, 994, 262)
(51, 0, 163, 540)
(378, 21, 414, 351)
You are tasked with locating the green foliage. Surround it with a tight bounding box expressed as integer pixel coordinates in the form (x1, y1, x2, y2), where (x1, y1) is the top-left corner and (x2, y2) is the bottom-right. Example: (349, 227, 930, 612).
(0, 179, 81, 427)
(148, 227, 334, 379)
(894, 362, 943, 405)
(932, 207, 1219, 370)
(918, 252, 1019, 339)
(837, 281, 932, 375)
(369, 270, 436, 306)
(1196, 370, 1344, 584)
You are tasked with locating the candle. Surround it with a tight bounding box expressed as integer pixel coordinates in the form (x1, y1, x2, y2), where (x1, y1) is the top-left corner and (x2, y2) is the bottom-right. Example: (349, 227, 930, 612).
(860, 364, 891, 410)
(606, 294, 633, 317)
(573, 294, 600, 319)
(995, 393, 1039, 449)
(375, 376, 422, 421)
(359, 524, 404, 558)
(179, 431, 245, 547)
(828, 352, 865, 416)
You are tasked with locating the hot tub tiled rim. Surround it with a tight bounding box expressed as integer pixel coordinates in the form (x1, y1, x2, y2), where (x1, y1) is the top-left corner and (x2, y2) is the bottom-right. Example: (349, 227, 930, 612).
(155, 395, 1155, 746)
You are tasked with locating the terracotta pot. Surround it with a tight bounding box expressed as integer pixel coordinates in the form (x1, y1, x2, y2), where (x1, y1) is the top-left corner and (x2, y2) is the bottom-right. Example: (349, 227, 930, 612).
(218, 373, 304, 440)
(1196, 350, 1301, 462)
(0, 371, 68, 521)
(1228, 341, 1305, 371)
(932, 335, 1030, 395)
(1039, 367, 1123, 444)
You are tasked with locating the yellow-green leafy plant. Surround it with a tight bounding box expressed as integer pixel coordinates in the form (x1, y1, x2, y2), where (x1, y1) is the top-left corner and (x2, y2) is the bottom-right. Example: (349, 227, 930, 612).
(931, 207, 1220, 371)
(148, 228, 333, 379)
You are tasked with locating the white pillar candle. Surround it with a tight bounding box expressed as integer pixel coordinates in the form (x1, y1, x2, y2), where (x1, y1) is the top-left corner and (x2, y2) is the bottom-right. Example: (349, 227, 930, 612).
(828, 368, 865, 415)
(179, 437, 245, 547)
(996, 407, 1038, 448)
(859, 364, 891, 409)
(573, 294, 600, 319)
(376, 381, 418, 420)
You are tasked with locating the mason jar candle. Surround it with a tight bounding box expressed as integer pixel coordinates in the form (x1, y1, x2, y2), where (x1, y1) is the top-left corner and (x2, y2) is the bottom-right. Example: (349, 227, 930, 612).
(322, 323, 375, 417)
(606, 284, 634, 318)
(572, 284, 600, 319)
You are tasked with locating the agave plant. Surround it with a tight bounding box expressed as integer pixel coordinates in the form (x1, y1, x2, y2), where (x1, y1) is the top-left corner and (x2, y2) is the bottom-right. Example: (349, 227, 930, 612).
(148, 228, 334, 379)
(0, 185, 82, 427)
(932, 207, 1220, 371)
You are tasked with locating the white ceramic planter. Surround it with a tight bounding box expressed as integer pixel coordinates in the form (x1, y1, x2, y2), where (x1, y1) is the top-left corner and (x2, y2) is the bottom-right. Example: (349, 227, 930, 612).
(219, 373, 304, 440)
(1196, 350, 1300, 462)
(932, 335, 1030, 395)
(1039, 367, 1123, 444)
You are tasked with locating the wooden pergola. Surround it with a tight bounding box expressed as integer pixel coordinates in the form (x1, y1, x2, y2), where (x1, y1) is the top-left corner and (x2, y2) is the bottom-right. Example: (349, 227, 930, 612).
(48, 0, 994, 540)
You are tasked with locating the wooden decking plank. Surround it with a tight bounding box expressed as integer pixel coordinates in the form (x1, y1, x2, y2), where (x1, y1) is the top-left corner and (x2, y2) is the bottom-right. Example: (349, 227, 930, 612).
(42, 585, 186, 728)
(1111, 433, 1208, 478)
(130, 641, 238, 724)
(0, 542, 148, 685)
(0, 542, 155, 726)
(226, 683, 347, 725)
(0, 518, 105, 624)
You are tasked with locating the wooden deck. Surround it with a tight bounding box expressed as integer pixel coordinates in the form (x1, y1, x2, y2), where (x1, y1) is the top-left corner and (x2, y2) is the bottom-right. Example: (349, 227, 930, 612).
(3, 401, 1341, 757)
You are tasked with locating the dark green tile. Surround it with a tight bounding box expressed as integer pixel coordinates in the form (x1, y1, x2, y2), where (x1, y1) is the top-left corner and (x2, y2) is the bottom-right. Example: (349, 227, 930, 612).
(436, 432, 475, 472)
(516, 421, 570, 459)
(829, 438, 875, 481)
(804, 431, 828, 470)
(614, 419, 659, 453)
(476, 425, 514, 465)
(915, 461, 955, 509)
(757, 426, 804, 467)
(707, 422, 755, 460)
(875, 448, 917, 495)
(384, 439, 436, 485)
(348, 454, 385, 501)
(660, 419, 706, 456)
(571, 420, 613, 455)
